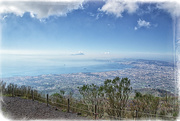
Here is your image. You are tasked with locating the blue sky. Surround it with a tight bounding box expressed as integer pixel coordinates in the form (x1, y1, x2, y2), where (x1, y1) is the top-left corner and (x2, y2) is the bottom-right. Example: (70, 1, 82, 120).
(0, 0, 179, 61)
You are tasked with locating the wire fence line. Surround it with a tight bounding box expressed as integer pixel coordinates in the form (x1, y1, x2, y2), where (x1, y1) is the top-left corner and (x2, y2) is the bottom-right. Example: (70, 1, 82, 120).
(4, 87, 178, 120)
(68, 98, 176, 119)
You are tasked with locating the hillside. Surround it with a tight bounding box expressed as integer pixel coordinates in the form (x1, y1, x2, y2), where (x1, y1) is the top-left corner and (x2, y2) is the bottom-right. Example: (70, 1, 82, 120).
(1, 96, 87, 120)
(0, 78, 179, 120)
(131, 88, 177, 97)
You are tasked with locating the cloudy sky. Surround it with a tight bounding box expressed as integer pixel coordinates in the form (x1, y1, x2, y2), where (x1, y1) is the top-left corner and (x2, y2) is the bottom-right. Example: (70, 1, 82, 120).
(0, 0, 180, 61)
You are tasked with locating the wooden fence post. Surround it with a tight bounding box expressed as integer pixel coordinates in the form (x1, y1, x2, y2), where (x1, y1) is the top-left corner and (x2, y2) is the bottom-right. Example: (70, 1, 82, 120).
(75, 100, 77, 112)
(67, 98, 70, 113)
(12, 87, 14, 97)
(47, 94, 49, 106)
(62, 97, 64, 109)
(136, 110, 138, 119)
(32, 90, 34, 101)
(95, 104, 97, 120)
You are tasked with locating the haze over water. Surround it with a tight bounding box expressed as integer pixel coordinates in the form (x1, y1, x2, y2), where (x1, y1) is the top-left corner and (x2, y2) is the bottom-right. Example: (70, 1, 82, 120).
(1, 55, 134, 78)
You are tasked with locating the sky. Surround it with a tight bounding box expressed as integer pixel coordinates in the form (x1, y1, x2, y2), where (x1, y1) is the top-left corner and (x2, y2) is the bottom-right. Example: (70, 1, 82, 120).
(0, 0, 180, 61)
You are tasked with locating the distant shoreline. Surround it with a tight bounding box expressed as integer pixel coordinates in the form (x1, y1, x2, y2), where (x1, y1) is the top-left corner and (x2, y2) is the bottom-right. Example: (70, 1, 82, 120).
(1, 59, 176, 96)
(1, 58, 174, 79)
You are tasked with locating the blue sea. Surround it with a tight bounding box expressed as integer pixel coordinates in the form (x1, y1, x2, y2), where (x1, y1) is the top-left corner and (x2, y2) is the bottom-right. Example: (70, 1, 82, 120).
(0, 56, 132, 78)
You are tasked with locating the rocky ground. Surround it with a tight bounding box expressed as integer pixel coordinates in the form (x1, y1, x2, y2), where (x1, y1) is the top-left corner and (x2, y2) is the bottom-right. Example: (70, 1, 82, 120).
(1, 96, 88, 120)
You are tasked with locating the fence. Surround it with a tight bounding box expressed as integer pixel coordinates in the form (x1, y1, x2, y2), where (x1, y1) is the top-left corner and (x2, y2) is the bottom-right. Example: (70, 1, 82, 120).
(7, 88, 178, 120)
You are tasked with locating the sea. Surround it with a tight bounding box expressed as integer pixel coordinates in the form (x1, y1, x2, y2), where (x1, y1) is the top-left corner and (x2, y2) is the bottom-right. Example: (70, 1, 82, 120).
(1, 53, 173, 78)
(0, 57, 132, 78)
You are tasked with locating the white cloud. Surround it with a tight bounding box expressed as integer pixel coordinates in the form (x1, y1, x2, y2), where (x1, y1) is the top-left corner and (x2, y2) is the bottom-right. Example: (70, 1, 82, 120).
(30, 12, 35, 18)
(71, 51, 85, 56)
(104, 52, 110, 55)
(99, 0, 138, 17)
(134, 19, 151, 30)
(0, 0, 180, 20)
(155, 1, 180, 42)
(137, 19, 151, 27)
(157, 2, 180, 18)
(99, 0, 180, 19)
(0, 0, 84, 19)
(95, 12, 103, 20)
(0, 15, 7, 20)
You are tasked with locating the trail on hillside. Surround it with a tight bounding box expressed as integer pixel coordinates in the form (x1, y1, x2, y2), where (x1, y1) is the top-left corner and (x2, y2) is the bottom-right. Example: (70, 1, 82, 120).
(1, 96, 87, 120)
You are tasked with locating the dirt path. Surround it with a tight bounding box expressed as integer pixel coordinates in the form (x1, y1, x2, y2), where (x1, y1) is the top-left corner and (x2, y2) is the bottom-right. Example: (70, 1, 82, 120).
(1, 96, 88, 120)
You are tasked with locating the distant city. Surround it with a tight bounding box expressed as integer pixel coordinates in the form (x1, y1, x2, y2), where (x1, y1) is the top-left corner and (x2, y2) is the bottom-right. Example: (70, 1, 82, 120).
(1, 59, 177, 97)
